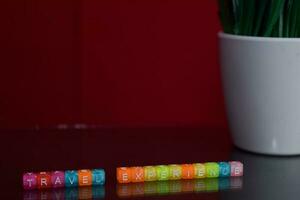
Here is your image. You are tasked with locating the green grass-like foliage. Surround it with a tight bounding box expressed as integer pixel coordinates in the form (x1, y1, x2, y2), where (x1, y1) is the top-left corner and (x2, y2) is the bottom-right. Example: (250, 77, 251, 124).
(218, 0, 300, 37)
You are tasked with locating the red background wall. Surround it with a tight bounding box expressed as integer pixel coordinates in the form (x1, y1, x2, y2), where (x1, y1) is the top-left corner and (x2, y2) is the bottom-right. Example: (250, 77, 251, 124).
(0, 0, 226, 129)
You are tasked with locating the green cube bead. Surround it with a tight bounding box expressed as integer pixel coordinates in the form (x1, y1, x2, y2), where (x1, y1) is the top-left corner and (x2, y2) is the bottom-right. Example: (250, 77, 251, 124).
(155, 165, 170, 181)
(204, 162, 220, 178)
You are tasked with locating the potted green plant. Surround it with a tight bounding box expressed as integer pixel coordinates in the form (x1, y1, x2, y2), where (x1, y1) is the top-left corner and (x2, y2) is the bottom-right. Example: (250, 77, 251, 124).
(218, 0, 300, 155)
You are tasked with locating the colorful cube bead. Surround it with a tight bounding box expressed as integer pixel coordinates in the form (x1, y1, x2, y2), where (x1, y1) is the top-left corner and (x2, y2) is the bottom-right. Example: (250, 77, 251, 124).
(117, 167, 132, 183)
(78, 170, 92, 186)
(204, 162, 219, 178)
(65, 170, 78, 187)
(23, 172, 37, 190)
(168, 165, 182, 180)
(219, 162, 231, 177)
(131, 167, 144, 183)
(37, 172, 52, 189)
(92, 169, 105, 185)
(193, 163, 206, 178)
(230, 161, 243, 177)
(51, 171, 65, 188)
(181, 164, 194, 179)
(156, 165, 170, 181)
(144, 166, 157, 181)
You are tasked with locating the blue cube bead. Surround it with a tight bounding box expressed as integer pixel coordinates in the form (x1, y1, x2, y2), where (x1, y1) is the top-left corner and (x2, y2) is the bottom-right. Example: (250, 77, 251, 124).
(218, 162, 231, 177)
(65, 170, 79, 187)
(92, 169, 105, 186)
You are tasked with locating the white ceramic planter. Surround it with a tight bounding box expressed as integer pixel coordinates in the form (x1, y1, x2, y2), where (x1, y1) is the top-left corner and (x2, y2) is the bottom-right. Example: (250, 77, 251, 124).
(219, 32, 300, 155)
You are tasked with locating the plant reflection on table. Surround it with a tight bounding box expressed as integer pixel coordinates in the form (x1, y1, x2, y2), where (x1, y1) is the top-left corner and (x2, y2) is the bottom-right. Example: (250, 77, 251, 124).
(23, 186, 105, 200)
(117, 177, 243, 198)
(221, 149, 300, 200)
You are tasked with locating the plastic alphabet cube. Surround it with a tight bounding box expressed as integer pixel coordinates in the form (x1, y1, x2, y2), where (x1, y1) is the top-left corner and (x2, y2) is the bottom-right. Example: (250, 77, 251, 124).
(230, 161, 243, 177)
(144, 166, 157, 181)
(205, 162, 219, 178)
(65, 170, 78, 187)
(23, 172, 37, 190)
(193, 163, 206, 178)
(78, 170, 92, 186)
(156, 165, 170, 181)
(92, 169, 105, 186)
(51, 171, 65, 188)
(131, 167, 144, 183)
(37, 172, 52, 189)
(181, 164, 194, 179)
(117, 167, 132, 183)
(219, 162, 231, 177)
(168, 165, 182, 180)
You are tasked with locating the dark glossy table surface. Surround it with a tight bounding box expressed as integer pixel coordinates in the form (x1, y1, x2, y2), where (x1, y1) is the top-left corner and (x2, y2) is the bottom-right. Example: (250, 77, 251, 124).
(1, 127, 300, 200)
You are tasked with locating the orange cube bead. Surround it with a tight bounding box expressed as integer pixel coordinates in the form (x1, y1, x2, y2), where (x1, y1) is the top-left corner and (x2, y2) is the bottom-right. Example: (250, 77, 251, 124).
(117, 167, 132, 183)
(131, 167, 144, 183)
(78, 170, 92, 186)
(181, 164, 195, 179)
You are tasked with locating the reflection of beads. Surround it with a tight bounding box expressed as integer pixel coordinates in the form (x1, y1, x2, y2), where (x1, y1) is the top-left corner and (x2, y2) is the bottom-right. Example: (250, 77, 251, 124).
(117, 177, 243, 197)
(117, 161, 243, 183)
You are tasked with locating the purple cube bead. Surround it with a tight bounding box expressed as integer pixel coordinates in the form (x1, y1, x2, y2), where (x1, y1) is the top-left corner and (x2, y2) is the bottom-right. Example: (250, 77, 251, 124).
(51, 171, 65, 188)
(23, 172, 37, 190)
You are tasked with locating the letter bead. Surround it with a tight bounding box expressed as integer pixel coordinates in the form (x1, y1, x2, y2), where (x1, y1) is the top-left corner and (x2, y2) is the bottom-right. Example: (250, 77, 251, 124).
(156, 165, 170, 181)
(194, 163, 206, 178)
(205, 162, 219, 178)
(78, 170, 92, 186)
(23, 172, 37, 190)
(219, 162, 231, 177)
(51, 171, 65, 188)
(65, 170, 78, 187)
(169, 165, 182, 180)
(181, 164, 194, 179)
(144, 166, 157, 181)
(92, 169, 105, 186)
(230, 161, 243, 177)
(37, 172, 52, 189)
(117, 167, 132, 183)
(131, 167, 144, 183)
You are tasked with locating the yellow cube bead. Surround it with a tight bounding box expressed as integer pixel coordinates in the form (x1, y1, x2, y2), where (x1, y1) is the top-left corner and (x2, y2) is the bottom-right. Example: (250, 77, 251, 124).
(144, 166, 157, 181)
(168, 165, 182, 180)
(194, 163, 206, 178)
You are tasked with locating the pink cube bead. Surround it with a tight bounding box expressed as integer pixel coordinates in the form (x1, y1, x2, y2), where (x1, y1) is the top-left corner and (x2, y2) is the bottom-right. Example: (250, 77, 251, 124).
(23, 172, 37, 190)
(230, 161, 243, 177)
(51, 171, 65, 188)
